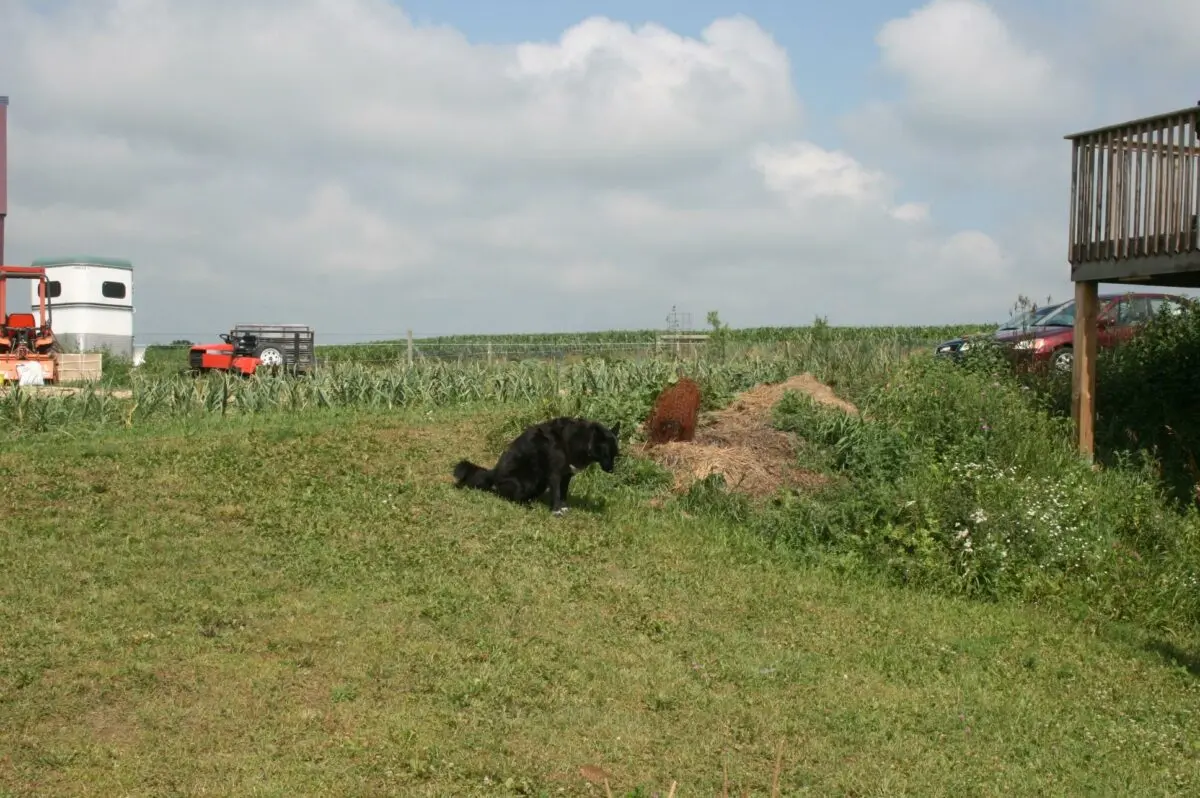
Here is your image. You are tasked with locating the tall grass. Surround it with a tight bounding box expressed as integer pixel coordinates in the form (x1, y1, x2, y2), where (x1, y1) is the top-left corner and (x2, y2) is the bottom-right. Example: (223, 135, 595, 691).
(1029, 298, 1200, 506)
(750, 304, 1200, 634)
(4, 330, 923, 439)
(0, 354, 808, 438)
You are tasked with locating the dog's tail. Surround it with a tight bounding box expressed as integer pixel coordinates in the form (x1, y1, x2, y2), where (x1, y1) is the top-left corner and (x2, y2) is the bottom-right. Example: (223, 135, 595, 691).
(453, 459, 495, 491)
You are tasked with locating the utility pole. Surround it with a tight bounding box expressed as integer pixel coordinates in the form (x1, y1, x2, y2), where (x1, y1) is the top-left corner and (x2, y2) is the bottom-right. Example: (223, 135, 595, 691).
(0, 96, 9, 264)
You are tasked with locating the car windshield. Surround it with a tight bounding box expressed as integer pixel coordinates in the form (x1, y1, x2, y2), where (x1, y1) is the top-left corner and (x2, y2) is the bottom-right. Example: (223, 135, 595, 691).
(998, 303, 1062, 330)
(1037, 301, 1076, 327)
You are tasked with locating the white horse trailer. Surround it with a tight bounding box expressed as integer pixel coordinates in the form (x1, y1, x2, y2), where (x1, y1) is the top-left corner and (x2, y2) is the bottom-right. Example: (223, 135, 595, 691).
(30, 256, 134, 358)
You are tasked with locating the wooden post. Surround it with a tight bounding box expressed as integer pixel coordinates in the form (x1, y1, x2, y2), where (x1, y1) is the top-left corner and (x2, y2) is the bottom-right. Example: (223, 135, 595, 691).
(1071, 280, 1099, 461)
(406, 329, 413, 367)
(487, 341, 493, 366)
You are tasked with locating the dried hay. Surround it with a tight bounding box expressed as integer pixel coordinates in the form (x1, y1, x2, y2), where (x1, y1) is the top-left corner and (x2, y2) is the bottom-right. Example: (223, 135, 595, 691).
(637, 373, 858, 499)
(721, 372, 859, 418)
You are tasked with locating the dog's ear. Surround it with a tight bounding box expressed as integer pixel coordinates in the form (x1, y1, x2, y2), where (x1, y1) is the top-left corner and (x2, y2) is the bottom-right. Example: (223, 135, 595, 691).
(610, 422, 621, 440)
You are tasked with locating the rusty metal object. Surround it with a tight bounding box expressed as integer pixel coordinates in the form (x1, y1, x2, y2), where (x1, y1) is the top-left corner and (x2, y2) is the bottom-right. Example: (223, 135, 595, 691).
(645, 375, 701, 445)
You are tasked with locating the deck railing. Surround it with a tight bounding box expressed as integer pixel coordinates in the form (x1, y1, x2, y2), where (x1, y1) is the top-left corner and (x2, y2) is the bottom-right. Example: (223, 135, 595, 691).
(1067, 107, 1200, 264)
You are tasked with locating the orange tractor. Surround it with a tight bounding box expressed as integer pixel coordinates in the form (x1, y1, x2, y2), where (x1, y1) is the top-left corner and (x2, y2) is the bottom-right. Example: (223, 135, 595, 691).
(0, 264, 59, 383)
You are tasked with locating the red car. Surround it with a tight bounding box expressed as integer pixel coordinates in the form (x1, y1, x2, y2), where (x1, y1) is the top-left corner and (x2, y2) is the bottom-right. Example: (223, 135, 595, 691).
(1000, 291, 1190, 371)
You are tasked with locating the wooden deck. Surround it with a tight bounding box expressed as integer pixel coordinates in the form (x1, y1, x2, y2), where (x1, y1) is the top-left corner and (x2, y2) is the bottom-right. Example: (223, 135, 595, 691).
(1066, 106, 1200, 285)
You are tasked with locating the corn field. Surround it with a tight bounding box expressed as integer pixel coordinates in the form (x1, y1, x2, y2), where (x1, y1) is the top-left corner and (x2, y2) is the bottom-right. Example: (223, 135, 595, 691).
(133, 324, 981, 374)
(2, 351, 878, 436)
(316, 324, 991, 364)
(0, 358, 749, 432)
(4, 326, 957, 436)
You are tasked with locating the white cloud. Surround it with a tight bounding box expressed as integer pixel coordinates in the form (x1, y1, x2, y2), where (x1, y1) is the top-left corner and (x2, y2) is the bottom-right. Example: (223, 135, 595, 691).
(1, 0, 1051, 341)
(752, 141, 935, 227)
(1091, 0, 1200, 69)
(842, 0, 1085, 198)
(875, 0, 1075, 136)
(891, 203, 930, 223)
(10, 1, 798, 165)
(755, 143, 885, 204)
(253, 184, 438, 276)
(935, 230, 1009, 278)
(837, 0, 1200, 314)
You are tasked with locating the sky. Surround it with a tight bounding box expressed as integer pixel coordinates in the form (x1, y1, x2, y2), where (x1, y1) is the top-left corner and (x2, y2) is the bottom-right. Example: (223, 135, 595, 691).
(2, 0, 1199, 344)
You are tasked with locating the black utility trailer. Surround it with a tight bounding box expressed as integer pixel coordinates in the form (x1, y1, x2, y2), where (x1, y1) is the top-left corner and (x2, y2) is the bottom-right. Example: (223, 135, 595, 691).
(231, 323, 315, 375)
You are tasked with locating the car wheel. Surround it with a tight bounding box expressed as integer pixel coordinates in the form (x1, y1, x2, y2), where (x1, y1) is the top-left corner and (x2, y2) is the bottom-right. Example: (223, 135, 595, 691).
(1052, 347, 1073, 373)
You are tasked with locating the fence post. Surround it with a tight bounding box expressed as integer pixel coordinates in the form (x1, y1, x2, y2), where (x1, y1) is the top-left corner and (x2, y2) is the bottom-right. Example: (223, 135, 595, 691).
(487, 341, 493, 366)
(407, 329, 413, 367)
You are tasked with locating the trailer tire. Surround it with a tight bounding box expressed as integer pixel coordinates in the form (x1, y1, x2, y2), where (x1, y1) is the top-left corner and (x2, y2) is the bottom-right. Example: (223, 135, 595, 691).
(255, 345, 285, 372)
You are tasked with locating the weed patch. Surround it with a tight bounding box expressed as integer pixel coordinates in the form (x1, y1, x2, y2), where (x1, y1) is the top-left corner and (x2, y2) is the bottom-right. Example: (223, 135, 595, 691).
(755, 354, 1200, 632)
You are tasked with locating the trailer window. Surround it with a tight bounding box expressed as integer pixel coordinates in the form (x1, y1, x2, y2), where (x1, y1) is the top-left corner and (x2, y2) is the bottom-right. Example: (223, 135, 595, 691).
(101, 281, 127, 299)
(45, 281, 62, 298)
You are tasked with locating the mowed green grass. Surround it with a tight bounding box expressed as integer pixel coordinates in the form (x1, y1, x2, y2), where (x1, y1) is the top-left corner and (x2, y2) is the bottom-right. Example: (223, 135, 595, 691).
(2, 406, 1199, 796)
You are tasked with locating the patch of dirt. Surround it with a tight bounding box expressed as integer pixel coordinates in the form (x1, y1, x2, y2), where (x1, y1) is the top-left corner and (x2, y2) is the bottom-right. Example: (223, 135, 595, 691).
(636, 373, 858, 499)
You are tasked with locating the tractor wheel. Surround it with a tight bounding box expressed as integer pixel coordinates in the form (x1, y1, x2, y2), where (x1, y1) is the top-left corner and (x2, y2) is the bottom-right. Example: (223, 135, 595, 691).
(255, 345, 285, 371)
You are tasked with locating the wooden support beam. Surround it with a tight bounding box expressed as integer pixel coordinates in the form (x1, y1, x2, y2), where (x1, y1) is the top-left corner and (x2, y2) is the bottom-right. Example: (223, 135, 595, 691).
(1070, 247, 1200, 282)
(1071, 280, 1099, 461)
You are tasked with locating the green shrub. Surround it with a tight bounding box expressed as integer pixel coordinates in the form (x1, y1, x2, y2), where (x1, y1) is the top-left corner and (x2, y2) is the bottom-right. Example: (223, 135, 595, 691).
(763, 353, 1200, 629)
(1091, 298, 1200, 505)
(961, 296, 1200, 508)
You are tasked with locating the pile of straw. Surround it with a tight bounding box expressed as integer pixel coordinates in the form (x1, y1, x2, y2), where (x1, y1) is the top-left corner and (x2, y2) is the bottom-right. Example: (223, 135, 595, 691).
(638, 373, 857, 498)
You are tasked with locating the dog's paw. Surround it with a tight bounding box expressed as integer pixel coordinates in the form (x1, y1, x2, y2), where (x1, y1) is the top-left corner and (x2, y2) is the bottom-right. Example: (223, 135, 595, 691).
(552, 507, 569, 517)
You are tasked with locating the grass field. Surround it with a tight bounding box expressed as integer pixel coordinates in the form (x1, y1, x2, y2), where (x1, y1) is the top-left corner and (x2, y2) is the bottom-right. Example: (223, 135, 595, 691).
(4, 407, 1200, 796)
(4, 319, 1200, 795)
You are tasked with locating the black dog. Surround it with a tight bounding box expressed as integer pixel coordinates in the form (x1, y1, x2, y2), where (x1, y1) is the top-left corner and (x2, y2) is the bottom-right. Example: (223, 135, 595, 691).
(452, 416, 621, 516)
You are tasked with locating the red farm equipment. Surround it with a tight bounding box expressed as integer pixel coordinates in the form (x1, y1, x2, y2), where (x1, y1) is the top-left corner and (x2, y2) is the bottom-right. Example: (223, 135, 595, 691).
(0, 264, 60, 383)
(188, 324, 315, 377)
(0, 98, 61, 384)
